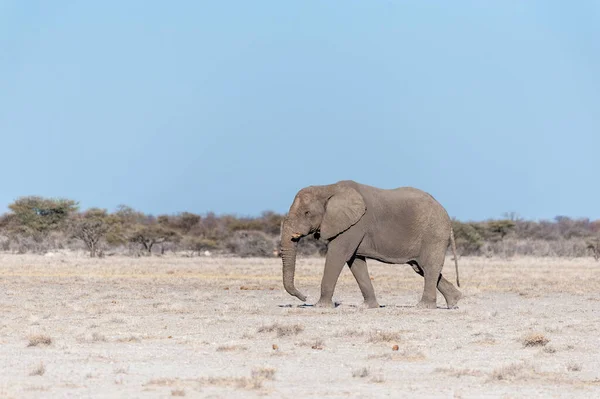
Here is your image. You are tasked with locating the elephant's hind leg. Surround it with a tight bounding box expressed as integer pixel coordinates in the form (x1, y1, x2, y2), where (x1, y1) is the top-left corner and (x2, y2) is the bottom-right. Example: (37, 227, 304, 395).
(408, 259, 461, 309)
(410, 251, 442, 309)
(348, 256, 380, 308)
(438, 277, 462, 309)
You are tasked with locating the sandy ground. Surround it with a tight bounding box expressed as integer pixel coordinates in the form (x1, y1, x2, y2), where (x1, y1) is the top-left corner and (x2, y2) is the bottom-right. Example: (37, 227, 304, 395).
(1, 253, 599, 398)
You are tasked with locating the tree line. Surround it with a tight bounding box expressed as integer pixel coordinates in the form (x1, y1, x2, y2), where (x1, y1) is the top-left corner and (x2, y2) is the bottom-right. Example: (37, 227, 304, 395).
(0, 196, 598, 260)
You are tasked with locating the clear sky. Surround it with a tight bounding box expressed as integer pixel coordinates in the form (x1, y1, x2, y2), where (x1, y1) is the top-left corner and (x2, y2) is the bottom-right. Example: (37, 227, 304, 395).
(1, 1, 599, 221)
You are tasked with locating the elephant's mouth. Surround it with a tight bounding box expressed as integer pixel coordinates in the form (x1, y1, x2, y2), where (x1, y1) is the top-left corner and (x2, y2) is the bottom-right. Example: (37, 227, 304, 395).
(290, 231, 320, 242)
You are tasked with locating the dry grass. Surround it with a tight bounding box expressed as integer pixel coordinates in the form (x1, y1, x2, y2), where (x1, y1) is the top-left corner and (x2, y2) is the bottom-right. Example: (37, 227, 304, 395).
(352, 367, 370, 378)
(310, 338, 325, 350)
(115, 335, 142, 343)
(201, 371, 274, 391)
(567, 362, 582, 372)
(216, 344, 248, 352)
(113, 367, 129, 375)
(369, 347, 427, 362)
(80, 332, 108, 343)
(335, 328, 365, 338)
(489, 363, 536, 382)
(522, 333, 550, 347)
(29, 362, 46, 376)
(435, 367, 484, 378)
(367, 330, 401, 343)
(202, 376, 263, 390)
(143, 368, 277, 392)
(145, 378, 178, 387)
(251, 367, 276, 381)
(27, 334, 52, 347)
(258, 323, 304, 337)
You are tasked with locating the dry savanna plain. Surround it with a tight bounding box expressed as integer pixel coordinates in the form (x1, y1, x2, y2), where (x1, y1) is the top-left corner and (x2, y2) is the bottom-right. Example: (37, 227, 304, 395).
(1, 253, 599, 398)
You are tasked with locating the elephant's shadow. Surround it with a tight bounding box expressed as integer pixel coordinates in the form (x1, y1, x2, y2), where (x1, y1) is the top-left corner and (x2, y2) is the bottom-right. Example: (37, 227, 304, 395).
(277, 303, 343, 308)
(277, 303, 453, 309)
(277, 303, 388, 309)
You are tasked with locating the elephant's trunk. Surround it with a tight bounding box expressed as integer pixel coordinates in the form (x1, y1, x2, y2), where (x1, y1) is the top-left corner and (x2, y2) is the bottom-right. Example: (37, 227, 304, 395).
(281, 220, 307, 302)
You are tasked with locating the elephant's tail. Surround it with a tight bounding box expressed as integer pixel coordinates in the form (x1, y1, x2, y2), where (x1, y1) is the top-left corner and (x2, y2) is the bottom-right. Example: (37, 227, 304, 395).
(450, 227, 460, 287)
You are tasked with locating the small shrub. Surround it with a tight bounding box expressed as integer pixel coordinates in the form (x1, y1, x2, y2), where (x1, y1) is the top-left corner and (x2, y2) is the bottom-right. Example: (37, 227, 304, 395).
(258, 323, 304, 337)
(367, 331, 401, 343)
(435, 367, 483, 378)
(522, 333, 549, 347)
(311, 339, 324, 350)
(352, 367, 370, 378)
(29, 362, 46, 376)
(92, 332, 107, 342)
(567, 362, 582, 372)
(251, 367, 276, 381)
(216, 344, 248, 352)
(490, 363, 528, 381)
(114, 367, 129, 374)
(27, 334, 52, 347)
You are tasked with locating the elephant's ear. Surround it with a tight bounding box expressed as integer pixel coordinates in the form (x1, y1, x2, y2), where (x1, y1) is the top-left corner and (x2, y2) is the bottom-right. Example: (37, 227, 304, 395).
(319, 186, 366, 241)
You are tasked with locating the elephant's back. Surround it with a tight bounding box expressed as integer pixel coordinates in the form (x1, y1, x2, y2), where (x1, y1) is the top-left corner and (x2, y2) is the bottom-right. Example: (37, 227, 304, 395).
(391, 186, 450, 223)
(360, 184, 452, 235)
(338, 181, 452, 226)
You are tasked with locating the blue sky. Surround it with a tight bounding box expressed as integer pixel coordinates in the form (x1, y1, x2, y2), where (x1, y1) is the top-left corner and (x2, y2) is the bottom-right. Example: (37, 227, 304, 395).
(1, 1, 599, 221)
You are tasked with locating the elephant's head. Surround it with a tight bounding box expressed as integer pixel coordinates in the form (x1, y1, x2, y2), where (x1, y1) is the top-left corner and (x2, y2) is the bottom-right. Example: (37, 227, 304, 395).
(280, 182, 366, 301)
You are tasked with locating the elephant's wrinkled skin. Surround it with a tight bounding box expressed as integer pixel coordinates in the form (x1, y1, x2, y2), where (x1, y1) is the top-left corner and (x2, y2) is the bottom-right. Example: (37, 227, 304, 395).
(281, 180, 461, 309)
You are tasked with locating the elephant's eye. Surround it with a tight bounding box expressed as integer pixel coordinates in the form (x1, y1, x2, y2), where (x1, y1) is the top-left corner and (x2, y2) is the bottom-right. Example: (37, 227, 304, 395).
(305, 210, 310, 216)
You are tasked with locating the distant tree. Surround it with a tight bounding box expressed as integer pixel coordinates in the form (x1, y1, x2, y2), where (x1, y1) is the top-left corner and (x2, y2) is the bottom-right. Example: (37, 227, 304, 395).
(502, 212, 522, 222)
(104, 205, 146, 245)
(171, 212, 201, 233)
(198, 212, 229, 241)
(487, 220, 516, 242)
(487, 219, 516, 258)
(226, 230, 275, 258)
(157, 215, 170, 226)
(587, 237, 600, 261)
(114, 205, 146, 225)
(70, 209, 109, 257)
(181, 236, 219, 256)
(260, 211, 285, 235)
(452, 220, 483, 256)
(8, 196, 78, 236)
(591, 220, 600, 233)
(130, 225, 179, 254)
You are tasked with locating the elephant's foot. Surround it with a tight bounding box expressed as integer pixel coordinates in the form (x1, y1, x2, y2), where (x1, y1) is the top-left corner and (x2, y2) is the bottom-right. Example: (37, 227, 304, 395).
(415, 299, 437, 309)
(438, 276, 462, 309)
(314, 299, 335, 308)
(362, 299, 381, 309)
(444, 290, 462, 309)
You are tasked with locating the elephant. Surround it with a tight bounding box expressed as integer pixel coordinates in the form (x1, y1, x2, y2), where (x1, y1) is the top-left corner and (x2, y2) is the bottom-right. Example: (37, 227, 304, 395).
(280, 180, 461, 309)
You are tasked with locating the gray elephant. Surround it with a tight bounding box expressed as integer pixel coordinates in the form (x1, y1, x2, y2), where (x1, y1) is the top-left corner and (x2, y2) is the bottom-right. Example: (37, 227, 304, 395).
(280, 180, 461, 309)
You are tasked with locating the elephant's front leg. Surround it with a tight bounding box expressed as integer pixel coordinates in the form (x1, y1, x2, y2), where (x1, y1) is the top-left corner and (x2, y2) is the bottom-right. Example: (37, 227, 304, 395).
(348, 256, 380, 308)
(315, 246, 349, 308)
